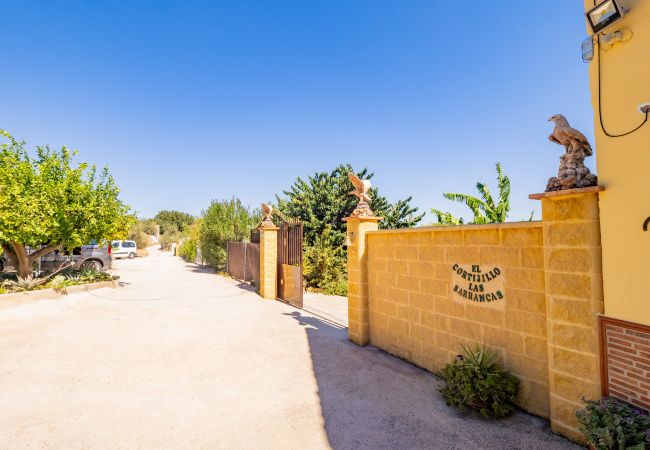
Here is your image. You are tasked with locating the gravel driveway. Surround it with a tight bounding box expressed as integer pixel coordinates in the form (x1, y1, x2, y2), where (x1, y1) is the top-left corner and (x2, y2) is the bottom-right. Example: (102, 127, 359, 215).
(0, 248, 581, 449)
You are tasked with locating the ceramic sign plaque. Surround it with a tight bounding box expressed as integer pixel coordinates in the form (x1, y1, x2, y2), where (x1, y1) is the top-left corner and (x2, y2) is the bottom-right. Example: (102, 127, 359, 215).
(450, 263, 505, 305)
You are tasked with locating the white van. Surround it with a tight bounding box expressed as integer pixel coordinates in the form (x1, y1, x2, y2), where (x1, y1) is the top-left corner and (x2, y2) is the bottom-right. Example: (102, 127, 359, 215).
(111, 240, 137, 259)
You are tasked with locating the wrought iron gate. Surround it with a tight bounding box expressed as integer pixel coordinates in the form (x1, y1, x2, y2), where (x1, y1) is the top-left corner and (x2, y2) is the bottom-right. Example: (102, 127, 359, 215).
(277, 220, 303, 308)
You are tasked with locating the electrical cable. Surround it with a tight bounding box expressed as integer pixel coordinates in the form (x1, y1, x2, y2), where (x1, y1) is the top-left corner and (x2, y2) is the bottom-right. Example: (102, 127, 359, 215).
(593, 0, 649, 137)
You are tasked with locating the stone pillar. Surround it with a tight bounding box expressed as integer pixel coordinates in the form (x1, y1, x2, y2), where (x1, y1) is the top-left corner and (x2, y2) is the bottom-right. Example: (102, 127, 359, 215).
(531, 186, 605, 443)
(259, 225, 279, 300)
(344, 216, 381, 346)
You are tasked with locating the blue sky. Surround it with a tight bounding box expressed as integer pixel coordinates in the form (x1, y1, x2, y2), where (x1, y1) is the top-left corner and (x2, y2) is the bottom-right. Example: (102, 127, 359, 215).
(1, 1, 595, 222)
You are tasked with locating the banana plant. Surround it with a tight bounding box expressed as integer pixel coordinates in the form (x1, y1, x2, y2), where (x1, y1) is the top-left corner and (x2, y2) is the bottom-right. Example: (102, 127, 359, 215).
(431, 163, 512, 225)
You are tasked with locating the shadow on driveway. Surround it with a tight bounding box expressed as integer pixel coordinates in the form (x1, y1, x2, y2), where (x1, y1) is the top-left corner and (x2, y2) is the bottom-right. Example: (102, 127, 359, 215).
(283, 310, 581, 450)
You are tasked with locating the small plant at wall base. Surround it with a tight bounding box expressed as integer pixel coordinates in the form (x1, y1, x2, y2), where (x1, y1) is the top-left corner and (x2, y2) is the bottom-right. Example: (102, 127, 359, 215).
(437, 344, 520, 418)
(576, 397, 650, 450)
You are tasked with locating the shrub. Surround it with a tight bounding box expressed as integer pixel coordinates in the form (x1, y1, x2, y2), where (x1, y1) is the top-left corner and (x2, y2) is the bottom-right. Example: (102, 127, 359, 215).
(127, 220, 155, 249)
(2, 275, 50, 292)
(159, 230, 182, 251)
(576, 397, 650, 449)
(437, 344, 520, 418)
(140, 219, 159, 236)
(50, 275, 68, 294)
(179, 219, 203, 263)
(200, 198, 259, 270)
(303, 226, 348, 296)
(179, 240, 197, 262)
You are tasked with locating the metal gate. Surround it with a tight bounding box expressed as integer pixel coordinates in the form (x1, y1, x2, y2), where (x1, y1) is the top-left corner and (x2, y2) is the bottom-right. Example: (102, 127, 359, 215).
(226, 241, 260, 288)
(229, 216, 303, 305)
(277, 220, 303, 308)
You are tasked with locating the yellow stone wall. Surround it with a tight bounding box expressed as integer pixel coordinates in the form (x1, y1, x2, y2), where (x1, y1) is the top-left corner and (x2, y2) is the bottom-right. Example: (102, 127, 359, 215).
(366, 222, 550, 417)
(350, 189, 605, 443)
(259, 227, 278, 300)
(541, 191, 604, 442)
(583, 0, 650, 325)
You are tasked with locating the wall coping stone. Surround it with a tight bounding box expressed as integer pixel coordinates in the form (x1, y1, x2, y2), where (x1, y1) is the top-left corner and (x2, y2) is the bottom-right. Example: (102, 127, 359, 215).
(528, 185, 605, 200)
(367, 220, 542, 235)
(343, 216, 383, 222)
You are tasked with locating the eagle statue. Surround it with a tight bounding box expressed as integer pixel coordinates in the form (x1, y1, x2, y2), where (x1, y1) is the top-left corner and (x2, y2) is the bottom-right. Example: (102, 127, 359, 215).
(259, 202, 275, 228)
(348, 172, 372, 203)
(546, 114, 597, 192)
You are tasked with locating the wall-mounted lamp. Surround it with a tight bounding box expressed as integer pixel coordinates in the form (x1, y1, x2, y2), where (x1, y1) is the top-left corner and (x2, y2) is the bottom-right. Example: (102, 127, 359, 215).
(343, 232, 354, 249)
(587, 0, 626, 34)
(582, 37, 595, 62)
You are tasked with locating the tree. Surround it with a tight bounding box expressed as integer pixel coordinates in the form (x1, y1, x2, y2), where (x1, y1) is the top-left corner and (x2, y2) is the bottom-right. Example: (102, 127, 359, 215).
(276, 164, 424, 248)
(154, 210, 195, 235)
(374, 196, 424, 229)
(431, 163, 511, 225)
(276, 164, 424, 295)
(0, 131, 132, 278)
(200, 198, 260, 270)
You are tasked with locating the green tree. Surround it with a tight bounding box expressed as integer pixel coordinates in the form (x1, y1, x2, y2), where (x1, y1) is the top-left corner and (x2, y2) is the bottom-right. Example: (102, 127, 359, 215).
(200, 198, 259, 270)
(0, 131, 132, 278)
(276, 164, 423, 295)
(154, 210, 195, 235)
(276, 164, 423, 248)
(431, 163, 511, 225)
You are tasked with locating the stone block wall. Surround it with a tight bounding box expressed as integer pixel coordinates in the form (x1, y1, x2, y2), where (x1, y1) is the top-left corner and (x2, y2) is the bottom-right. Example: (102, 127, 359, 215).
(366, 222, 550, 417)
(346, 188, 606, 443)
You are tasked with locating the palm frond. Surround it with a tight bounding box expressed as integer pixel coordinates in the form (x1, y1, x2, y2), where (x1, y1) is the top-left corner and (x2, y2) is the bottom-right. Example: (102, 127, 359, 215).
(431, 209, 464, 225)
(442, 192, 486, 217)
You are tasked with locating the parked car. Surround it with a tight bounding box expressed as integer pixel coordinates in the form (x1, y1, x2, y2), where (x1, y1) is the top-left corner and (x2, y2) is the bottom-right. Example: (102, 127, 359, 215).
(41, 242, 113, 272)
(1, 242, 112, 274)
(111, 240, 137, 259)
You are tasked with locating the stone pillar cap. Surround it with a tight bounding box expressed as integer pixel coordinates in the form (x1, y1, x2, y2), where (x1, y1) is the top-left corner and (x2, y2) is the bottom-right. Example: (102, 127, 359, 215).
(529, 185, 605, 200)
(343, 216, 383, 222)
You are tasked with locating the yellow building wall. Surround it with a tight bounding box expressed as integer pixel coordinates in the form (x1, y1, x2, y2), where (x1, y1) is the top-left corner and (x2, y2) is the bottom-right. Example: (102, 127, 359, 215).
(584, 0, 650, 325)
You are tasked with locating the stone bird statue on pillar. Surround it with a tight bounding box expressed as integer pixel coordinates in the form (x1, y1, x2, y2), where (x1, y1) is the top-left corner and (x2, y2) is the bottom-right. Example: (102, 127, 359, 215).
(546, 114, 597, 192)
(348, 172, 372, 203)
(259, 203, 275, 228)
